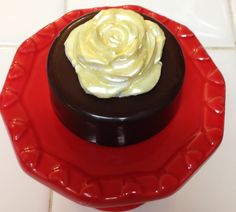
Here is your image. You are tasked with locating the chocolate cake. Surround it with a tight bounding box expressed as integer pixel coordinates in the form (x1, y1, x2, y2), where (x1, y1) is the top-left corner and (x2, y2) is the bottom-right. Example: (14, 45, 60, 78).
(47, 10, 185, 147)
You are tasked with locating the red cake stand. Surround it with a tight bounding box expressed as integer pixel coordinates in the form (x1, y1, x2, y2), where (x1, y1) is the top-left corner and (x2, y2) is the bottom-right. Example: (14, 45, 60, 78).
(0, 5, 225, 211)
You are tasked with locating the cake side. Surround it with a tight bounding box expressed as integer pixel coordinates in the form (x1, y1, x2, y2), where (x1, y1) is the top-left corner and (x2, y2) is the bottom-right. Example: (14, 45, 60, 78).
(47, 10, 185, 146)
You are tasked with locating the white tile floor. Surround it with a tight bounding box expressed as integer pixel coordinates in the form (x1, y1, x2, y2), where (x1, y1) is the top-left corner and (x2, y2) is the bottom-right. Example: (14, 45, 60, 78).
(232, 0, 236, 32)
(67, 0, 236, 47)
(0, 0, 236, 212)
(0, 0, 65, 45)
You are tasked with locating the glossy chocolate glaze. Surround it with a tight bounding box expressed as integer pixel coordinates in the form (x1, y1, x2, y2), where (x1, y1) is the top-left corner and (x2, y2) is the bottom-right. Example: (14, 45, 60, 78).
(47, 11, 185, 147)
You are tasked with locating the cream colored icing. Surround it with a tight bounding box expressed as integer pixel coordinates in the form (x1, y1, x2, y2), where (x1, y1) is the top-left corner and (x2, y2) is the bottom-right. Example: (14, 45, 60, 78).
(64, 8, 165, 98)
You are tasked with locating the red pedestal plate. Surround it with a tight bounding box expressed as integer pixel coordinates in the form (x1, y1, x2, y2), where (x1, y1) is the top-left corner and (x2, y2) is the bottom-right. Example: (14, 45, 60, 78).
(0, 5, 225, 211)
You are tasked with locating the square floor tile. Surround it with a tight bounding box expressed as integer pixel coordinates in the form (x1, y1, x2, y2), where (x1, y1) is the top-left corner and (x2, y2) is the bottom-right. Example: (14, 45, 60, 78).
(0, 0, 65, 45)
(66, 0, 235, 47)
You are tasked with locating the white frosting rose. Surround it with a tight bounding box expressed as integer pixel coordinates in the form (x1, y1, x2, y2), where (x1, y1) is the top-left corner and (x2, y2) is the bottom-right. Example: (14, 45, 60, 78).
(64, 8, 165, 98)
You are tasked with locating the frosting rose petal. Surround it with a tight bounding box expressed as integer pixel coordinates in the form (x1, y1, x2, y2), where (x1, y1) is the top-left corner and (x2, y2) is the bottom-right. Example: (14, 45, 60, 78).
(64, 8, 166, 98)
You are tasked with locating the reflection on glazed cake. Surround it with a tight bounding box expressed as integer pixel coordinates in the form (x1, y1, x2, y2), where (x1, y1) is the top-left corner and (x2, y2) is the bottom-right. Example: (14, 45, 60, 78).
(64, 8, 166, 98)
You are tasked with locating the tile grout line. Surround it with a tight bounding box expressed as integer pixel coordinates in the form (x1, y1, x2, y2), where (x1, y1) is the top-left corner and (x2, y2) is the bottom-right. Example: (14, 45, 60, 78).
(229, 0, 236, 44)
(0, 44, 18, 48)
(206, 46, 236, 50)
(48, 190, 53, 212)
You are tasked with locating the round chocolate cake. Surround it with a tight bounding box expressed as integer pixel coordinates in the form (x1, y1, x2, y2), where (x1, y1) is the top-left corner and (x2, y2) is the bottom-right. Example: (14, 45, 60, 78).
(47, 10, 185, 147)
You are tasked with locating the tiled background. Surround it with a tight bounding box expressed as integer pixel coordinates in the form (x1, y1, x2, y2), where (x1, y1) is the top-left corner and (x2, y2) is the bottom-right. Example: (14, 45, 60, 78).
(0, 0, 236, 211)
